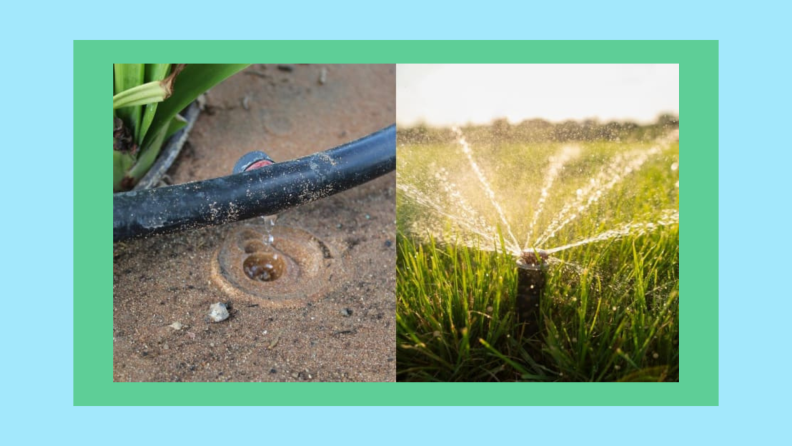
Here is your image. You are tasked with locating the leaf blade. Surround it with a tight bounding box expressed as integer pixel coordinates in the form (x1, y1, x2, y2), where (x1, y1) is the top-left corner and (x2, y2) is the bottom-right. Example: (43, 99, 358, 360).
(142, 64, 249, 149)
(113, 64, 145, 141)
(138, 63, 171, 144)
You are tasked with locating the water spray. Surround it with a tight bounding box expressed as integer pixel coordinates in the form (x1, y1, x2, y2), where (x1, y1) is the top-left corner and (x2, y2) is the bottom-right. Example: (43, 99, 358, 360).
(516, 248, 549, 338)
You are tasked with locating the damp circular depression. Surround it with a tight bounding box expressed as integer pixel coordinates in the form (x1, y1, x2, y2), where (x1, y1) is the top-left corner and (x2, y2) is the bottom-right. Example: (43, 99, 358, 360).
(211, 225, 345, 307)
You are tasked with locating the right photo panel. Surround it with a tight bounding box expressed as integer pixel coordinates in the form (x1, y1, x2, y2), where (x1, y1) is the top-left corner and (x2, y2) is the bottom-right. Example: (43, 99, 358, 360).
(396, 64, 679, 382)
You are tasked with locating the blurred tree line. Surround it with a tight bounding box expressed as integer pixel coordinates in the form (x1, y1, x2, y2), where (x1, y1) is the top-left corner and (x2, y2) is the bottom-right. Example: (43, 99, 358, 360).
(399, 113, 679, 145)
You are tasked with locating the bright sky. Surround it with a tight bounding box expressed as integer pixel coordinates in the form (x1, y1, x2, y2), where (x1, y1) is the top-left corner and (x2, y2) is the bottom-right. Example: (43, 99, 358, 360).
(397, 64, 679, 126)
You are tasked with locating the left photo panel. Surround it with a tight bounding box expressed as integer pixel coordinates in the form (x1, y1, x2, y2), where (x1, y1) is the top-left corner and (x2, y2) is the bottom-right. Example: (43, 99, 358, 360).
(112, 64, 397, 382)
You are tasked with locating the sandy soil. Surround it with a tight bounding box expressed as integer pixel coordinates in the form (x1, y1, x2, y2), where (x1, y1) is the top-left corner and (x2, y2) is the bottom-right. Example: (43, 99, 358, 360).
(113, 64, 396, 382)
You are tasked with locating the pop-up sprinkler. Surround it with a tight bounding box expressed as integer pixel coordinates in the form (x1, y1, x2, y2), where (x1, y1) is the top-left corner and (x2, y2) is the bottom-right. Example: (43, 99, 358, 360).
(516, 249, 549, 338)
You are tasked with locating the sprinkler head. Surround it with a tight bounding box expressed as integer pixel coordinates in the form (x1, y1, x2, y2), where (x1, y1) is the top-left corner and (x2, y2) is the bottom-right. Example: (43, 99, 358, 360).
(234, 151, 275, 174)
(515, 249, 548, 339)
(519, 249, 549, 268)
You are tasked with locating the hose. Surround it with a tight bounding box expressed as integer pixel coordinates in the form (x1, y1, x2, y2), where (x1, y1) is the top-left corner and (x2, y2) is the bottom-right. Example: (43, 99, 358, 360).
(113, 125, 395, 242)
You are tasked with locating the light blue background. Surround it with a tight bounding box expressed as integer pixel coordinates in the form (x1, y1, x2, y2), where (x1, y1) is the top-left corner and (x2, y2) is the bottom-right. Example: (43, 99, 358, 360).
(1, 1, 788, 444)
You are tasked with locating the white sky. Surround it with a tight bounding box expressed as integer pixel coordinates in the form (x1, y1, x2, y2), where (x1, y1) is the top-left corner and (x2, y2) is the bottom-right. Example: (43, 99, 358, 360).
(397, 64, 679, 126)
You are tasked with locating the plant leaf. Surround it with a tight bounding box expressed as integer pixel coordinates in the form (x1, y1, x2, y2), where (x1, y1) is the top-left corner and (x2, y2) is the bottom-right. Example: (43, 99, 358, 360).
(113, 150, 136, 192)
(113, 64, 145, 141)
(113, 80, 171, 109)
(165, 113, 188, 139)
(138, 64, 171, 144)
(126, 115, 188, 185)
(142, 64, 248, 149)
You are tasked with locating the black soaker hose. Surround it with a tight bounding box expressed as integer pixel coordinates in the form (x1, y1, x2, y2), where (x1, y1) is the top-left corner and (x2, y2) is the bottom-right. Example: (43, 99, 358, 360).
(114, 125, 395, 242)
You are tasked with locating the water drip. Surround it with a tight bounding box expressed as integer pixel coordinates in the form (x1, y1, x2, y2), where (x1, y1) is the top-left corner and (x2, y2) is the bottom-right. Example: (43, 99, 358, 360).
(261, 215, 277, 246)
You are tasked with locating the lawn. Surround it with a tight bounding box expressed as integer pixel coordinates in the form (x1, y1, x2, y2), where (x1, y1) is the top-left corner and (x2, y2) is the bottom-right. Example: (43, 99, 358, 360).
(396, 134, 679, 382)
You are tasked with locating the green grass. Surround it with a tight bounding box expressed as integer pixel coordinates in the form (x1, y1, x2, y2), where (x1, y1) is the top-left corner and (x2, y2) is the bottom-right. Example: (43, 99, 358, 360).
(396, 136, 679, 382)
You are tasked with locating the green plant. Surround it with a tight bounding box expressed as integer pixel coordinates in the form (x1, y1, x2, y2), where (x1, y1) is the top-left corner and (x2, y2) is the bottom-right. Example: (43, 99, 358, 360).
(112, 63, 249, 192)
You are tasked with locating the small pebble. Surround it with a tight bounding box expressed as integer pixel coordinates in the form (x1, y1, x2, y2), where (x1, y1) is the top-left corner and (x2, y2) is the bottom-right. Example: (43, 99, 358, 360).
(384, 240, 392, 247)
(169, 322, 183, 330)
(340, 308, 353, 317)
(208, 303, 229, 323)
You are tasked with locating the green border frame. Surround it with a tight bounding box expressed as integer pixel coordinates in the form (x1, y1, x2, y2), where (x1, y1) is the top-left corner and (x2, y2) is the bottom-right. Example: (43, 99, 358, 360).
(76, 40, 717, 405)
